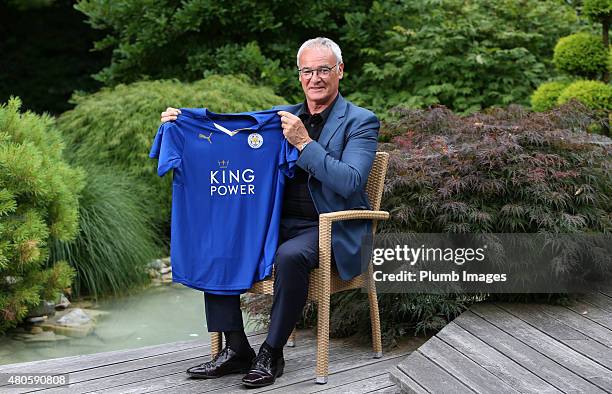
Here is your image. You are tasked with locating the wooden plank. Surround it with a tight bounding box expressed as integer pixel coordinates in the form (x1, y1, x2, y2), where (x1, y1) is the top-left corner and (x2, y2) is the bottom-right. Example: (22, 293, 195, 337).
(0, 387, 48, 394)
(565, 299, 612, 328)
(0, 330, 268, 375)
(455, 310, 606, 393)
(29, 336, 275, 394)
(395, 351, 474, 394)
(436, 322, 561, 393)
(171, 346, 409, 394)
(388, 365, 427, 394)
(526, 304, 612, 347)
(494, 304, 588, 340)
(474, 303, 612, 391)
(365, 385, 401, 394)
(315, 371, 396, 394)
(0, 342, 216, 393)
(0, 340, 210, 375)
(86, 337, 351, 394)
(32, 333, 314, 394)
(582, 293, 612, 313)
(496, 303, 612, 370)
(266, 356, 404, 394)
(418, 335, 518, 394)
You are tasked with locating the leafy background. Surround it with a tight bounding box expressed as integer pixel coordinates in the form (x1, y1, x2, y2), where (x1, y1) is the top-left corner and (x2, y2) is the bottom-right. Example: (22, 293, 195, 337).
(1, 0, 610, 340)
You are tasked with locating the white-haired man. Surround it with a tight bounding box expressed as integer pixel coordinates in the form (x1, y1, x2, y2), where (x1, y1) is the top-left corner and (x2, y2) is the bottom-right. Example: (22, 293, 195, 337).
(160, 37, 379, 387)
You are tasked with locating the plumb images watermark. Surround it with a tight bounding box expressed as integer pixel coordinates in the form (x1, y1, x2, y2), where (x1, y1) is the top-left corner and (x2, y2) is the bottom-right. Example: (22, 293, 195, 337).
(0, 373, 70, 388)
(361, 233, 612, 293)
(373, 268, 507, 285)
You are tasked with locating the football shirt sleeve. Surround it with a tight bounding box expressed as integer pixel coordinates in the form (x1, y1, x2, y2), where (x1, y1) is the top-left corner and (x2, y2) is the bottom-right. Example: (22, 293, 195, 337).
(279, 139, 298, 178)
(149, 122, 184, 177)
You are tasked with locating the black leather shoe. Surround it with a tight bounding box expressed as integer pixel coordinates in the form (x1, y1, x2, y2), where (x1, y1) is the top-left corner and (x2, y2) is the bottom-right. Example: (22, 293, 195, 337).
(242, 345, 285, 387)
(186, 346, 255, 379)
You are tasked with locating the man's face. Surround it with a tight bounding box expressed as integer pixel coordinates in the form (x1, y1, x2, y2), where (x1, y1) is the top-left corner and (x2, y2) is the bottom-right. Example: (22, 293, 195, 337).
(298, 46, 344, 106)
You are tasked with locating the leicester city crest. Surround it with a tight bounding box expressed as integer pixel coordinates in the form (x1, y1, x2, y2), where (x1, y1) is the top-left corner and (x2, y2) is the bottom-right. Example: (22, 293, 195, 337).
(248, 132, 263, 149)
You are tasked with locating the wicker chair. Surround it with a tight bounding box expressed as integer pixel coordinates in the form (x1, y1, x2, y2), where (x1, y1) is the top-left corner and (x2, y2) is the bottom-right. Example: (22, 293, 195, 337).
(210, 151, 390, 384)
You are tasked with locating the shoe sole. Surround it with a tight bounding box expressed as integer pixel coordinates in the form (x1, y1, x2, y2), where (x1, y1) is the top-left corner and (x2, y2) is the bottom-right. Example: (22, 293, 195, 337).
(187, 367, 251, 379)
(242, 368, 284, 387)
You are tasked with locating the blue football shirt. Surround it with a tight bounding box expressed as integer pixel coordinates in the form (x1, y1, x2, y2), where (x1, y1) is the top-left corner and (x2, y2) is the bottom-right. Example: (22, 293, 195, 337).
(149, 108, 297, 295)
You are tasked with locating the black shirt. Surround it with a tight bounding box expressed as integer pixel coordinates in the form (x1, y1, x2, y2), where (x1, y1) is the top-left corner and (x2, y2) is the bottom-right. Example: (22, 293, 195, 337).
(281, 95, 338, 220)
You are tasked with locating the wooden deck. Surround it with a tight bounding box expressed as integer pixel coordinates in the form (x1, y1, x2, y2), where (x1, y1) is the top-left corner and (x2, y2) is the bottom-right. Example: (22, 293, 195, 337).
(3, 291, 611, 393)
(0, 328, 422, 393)
(390, 290, 612, 393)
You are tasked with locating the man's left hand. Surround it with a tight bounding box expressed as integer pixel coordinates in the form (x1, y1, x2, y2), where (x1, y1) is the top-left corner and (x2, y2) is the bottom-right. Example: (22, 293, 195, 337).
(277, 111, 312, 150)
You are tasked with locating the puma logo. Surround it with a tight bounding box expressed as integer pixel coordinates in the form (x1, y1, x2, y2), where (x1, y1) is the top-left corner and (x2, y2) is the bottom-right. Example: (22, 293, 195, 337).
(198, 133, 212, 143)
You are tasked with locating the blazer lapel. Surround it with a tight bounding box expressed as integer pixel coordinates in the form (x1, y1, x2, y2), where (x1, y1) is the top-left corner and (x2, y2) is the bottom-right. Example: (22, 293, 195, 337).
(318, 93, 347, 148)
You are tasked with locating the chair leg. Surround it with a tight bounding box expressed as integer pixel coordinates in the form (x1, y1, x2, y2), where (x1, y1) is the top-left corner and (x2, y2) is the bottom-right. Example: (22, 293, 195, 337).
(286, 328, 296, 347)
(367, 269, 383, 358)
(315, 295, 330, 384)
(210, 332, 222, 360)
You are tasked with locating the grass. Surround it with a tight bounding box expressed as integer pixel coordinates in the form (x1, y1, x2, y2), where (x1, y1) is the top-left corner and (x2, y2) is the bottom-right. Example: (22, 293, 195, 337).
(51, 166, 164, 298)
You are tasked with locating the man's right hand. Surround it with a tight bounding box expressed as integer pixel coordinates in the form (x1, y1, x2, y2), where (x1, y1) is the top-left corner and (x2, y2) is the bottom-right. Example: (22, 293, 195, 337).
(160, 107, 181, 123)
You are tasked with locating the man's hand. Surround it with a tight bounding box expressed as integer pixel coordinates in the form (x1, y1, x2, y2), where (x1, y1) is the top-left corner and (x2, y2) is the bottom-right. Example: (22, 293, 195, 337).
(161, 107, 181, 123)
(277, 111, 312, 151)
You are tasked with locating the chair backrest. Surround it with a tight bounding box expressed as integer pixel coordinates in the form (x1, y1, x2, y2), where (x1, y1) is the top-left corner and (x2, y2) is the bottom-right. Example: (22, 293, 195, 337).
(365, 152, 389, 211)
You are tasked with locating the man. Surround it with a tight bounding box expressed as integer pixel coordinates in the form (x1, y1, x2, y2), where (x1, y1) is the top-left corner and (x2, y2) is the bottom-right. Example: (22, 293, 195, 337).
(160, 37, 379, 387)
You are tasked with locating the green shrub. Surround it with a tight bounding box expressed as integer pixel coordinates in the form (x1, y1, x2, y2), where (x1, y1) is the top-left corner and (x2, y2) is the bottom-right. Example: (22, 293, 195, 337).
(50, 167, 162, 298)
(382, 102, 611, 233)
(375, 103, 610, 339)
(343, 0, 578, 114)
(75, 0, 579, 113)
(56, 75, 287, 226)
(557, 80, 612, 111)
(583, 0, 612, 23)
(0, 97, 83, 333)
(330, 292, 481, 345)
(323, 103, 611, 344)
(74, 0, 369, 102)
(530, 81, 570, 111)
(553, 32, 608, 78)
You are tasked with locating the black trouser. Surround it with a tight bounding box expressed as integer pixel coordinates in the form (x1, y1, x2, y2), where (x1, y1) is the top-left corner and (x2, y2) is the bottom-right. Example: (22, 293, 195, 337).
(204, 216, 319, 348)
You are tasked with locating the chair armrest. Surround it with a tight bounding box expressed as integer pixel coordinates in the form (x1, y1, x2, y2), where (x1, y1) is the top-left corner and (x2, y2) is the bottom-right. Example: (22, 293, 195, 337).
(317, 210, 389, 274)
(319, 210, 389, 223)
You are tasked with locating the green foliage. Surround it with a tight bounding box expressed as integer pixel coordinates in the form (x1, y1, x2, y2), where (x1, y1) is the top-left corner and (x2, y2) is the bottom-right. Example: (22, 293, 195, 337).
(583, 0, 612, 22)
(553, 32, 608, 78)
(74, 0, 367, 101)
(0, 97, 83, 333)
(56, 75, 286, 225)
(381, 104, 611, 234)
(51, 167, 162, 298)
(530, 81, 571, 111)
(248, 103, 611, 344)
(557, 79, 612, 111)
(329, 292, 480, 345)
(344, 0, 578, 114)
(186, 42, 298, 103)
(75, 0, 578, 113)
(244, 291, 479, 345)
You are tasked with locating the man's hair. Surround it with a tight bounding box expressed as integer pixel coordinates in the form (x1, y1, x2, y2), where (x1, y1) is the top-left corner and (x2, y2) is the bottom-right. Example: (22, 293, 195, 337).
(296, 37, 343, 68)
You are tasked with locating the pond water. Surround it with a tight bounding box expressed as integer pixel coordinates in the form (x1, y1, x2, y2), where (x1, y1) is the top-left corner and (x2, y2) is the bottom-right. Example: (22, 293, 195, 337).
(0, 284, 257, 365)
